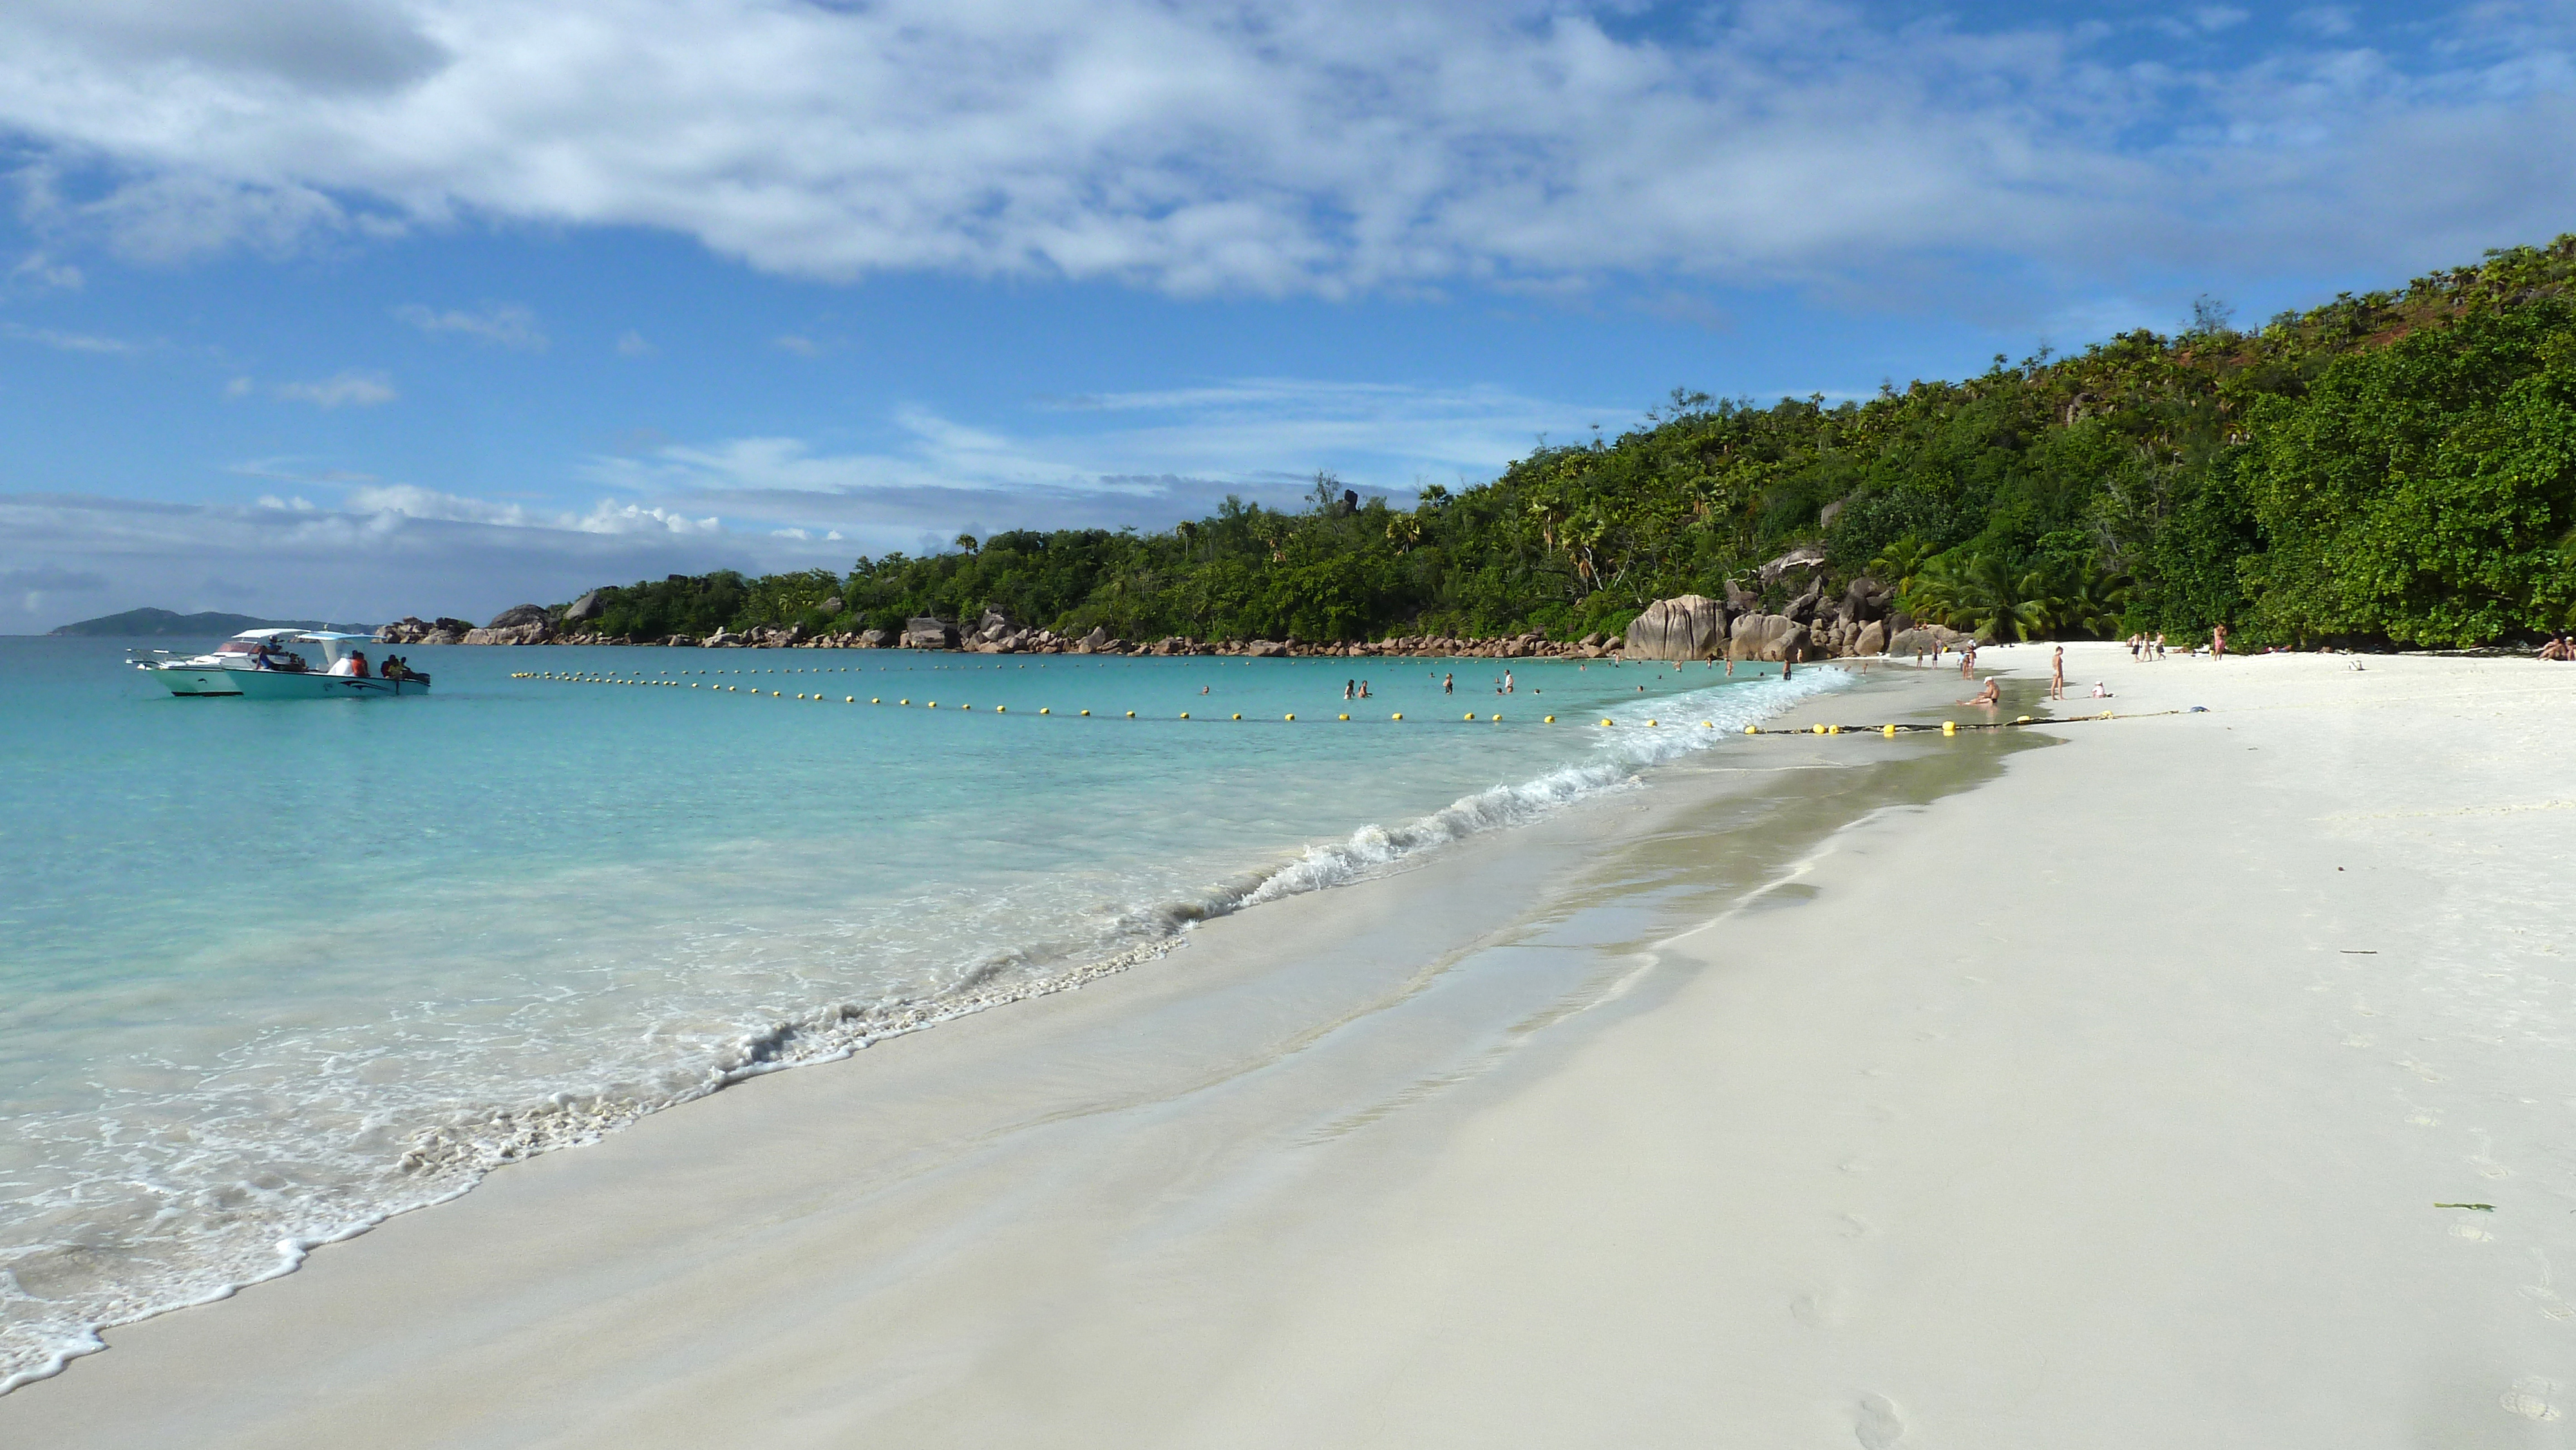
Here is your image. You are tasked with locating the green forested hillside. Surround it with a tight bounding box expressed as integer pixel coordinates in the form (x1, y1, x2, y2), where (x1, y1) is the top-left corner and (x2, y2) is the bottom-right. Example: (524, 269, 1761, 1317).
(575, 237, 2576, 650)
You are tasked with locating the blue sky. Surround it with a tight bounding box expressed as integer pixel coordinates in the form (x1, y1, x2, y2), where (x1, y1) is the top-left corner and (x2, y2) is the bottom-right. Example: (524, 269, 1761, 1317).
(3, 0, 2572, 628)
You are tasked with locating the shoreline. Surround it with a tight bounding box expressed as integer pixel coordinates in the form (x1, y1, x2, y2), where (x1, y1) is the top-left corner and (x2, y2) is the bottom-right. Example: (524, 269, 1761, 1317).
(15, 646, 2573, 1445)
(0, 656, 1898, 1402)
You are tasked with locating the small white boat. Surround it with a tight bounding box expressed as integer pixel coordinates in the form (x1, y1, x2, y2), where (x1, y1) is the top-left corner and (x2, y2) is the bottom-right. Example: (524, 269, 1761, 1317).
(133, 630, 431, 699)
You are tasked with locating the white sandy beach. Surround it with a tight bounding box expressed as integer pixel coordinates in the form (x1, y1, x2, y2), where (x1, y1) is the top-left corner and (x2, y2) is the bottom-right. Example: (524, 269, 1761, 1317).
(9, 644, 2575, 1448)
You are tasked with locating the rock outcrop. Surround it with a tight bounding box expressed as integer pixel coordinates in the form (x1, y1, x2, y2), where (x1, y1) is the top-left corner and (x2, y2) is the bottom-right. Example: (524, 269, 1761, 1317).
(486, 603, 552, 630)
(903, 617, 959, 650)
(1728, 612, 1810, 663)
(375, 616, 475, 645)
(562, 590, 605, 624)
(1622, 594, 1728, 660)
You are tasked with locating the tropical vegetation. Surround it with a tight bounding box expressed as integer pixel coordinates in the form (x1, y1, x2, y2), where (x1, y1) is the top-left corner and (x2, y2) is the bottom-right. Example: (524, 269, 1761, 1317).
(571, 236, 2576, 650)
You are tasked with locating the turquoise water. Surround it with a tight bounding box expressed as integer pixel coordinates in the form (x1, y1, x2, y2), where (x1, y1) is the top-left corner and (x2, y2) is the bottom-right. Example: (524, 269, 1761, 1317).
(0, 637, 1845, 1388)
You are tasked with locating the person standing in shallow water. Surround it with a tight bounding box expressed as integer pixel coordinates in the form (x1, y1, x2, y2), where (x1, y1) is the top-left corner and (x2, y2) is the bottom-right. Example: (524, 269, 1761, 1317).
(1443, 672, 1453, 695)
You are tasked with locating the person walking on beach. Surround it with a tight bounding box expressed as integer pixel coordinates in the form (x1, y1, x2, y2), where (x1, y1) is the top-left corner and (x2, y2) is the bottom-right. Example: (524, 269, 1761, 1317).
(1959, 644, 1975, 679)
(2050, 645, 2065, 701)
(2213, 623, 2228, 659)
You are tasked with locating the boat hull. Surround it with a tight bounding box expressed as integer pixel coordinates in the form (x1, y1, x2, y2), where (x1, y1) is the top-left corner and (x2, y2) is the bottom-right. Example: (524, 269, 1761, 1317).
(149, 668, 245, 697)
(222, 670, 431, 699)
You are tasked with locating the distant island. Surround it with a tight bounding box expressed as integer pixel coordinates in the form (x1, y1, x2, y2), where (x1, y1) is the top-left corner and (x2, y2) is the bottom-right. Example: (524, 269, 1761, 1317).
(48, 608, 374, 637)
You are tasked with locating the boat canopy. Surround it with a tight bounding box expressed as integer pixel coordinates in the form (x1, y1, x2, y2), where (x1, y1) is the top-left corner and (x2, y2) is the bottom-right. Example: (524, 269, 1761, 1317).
(227, 628, 308, 641)
(292, 632, 375, 642)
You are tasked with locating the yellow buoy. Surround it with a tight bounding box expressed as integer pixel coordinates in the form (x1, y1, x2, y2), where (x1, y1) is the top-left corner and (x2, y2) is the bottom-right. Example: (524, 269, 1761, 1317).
(1942, 720, 1956, 735)
(1179, 711, 1188, 719)
(1544, 715, 1555, 722)
(1125, 711, 1135, 717)
(1039, 708, 1050, 715)
(872, 697, 880, 703)
(1081, 710, 1090, 716)
(2014, 715, 2031, 724)
(1745, 724, 1756, 733)
(1463, 713, 1474, 721)
(772, 691, 781, 697)
(1285, 713, 1295, 721)
(846, 696, 854, 702)
(1489, 714, 1499, 722)
(1339, 713, 1349, 720)
(1232, 713, 1242, 720)
(1600, 719, 1614, 727)
(996, 705, 1005, 711)
(1883, 724, 1897, 737)
(1646, 719, 1657, 727)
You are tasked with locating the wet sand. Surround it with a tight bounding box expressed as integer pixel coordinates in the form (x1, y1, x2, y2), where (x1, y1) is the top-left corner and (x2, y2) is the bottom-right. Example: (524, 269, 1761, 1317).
(10, 646, 2573, 1447)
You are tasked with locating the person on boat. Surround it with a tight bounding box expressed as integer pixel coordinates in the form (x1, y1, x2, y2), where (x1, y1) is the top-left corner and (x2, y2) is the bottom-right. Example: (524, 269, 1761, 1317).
(328, 650, 371, 678)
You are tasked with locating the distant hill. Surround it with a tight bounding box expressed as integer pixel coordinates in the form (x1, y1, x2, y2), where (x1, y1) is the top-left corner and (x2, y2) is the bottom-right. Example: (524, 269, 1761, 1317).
(47, 608, 373, 637)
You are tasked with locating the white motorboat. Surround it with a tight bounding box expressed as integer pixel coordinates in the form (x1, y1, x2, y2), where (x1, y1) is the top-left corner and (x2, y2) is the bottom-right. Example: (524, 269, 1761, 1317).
(133, 630, 431, 699)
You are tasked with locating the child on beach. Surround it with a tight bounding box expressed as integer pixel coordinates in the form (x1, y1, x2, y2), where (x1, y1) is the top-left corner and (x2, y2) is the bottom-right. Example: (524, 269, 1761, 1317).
(2049, 645, 2065, 701)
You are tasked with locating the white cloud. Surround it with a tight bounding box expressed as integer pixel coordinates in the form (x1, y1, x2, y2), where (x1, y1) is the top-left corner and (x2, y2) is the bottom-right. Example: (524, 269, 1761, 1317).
(393, 301, 547, 350)
(9, 252, 82, 290)
(573, 500, 721, 535)
(1, 320, 137, 353)
(0, 1, 2567, 298)
(343, 483, 722, 536)
(274, 370, 396, 408)
(772, 334, 820, 357)
(615, 328, 654, 356)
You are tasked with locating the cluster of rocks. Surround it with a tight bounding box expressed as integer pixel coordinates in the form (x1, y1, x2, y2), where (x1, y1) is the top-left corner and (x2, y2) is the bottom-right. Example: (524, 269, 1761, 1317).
(1618, 554, 1980, 664)
(386, 556, 1984, 659)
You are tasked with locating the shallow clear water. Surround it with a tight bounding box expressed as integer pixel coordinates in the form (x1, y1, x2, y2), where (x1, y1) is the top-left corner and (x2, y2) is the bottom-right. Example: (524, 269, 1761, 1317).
(0, 637, 1844, 1388)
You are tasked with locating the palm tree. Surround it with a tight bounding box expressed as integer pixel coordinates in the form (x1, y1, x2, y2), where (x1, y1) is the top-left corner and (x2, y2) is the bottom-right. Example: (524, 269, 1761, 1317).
(1908, 552, 2046, 642)
(954, 533, 980, 555)
(1869, 537, 1938, 596)
(2050, 564, 2131, 639)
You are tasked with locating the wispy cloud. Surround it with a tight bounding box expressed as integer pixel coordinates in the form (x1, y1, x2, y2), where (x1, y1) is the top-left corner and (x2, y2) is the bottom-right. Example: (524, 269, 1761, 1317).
(0, 491, 810, 629)
(9, 252, 80, 290)
(615, 329, 654, 357)
(274, 371, 396, 408)
(393, 302, 548, 350)
(343, 484, 721, 535)
(772, 334, 820, 357)
(1, 320, 135, 353)
(227, 457, 379, 485)
(576, 377, 1622, 545)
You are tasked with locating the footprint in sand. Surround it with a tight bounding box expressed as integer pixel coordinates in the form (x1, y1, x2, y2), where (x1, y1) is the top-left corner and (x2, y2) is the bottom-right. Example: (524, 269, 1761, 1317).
(1855, 1392, 1908, 1447)
(1839, 1213, 1876, 1239)
(2501, 1377, 2563, 1421)
(1794, 1288, 1848, 1328)
(2452, 1223, 2496, 1241)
